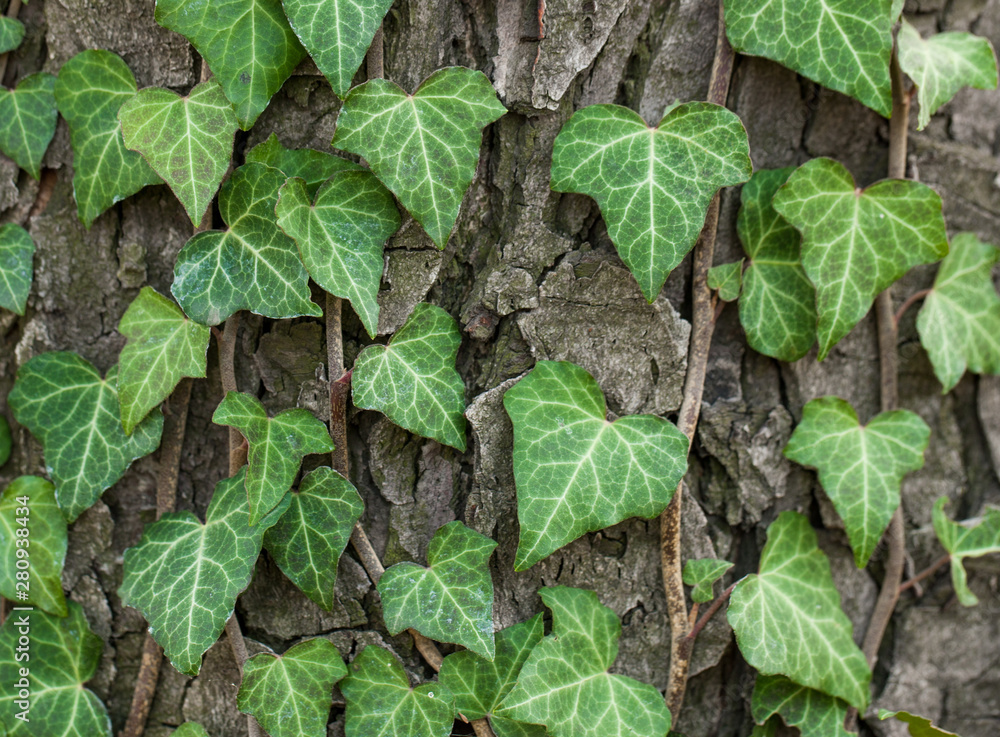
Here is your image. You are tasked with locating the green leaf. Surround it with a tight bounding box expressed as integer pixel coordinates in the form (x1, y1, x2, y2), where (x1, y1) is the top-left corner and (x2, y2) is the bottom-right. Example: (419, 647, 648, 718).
(898, 19, 998, 130)
(276, 170, 400, 338)
(154, 0, 305, 129)
(118, 287, 210, 435)
(0, 416, 10, 466)
(879, 709, 961, 736)
(341, 645, 456, 737)
(932, 497, 1000, 606)
(172, 162, 323, 325)
(119, 468, 289, 676)
(916, 232, 1000, 393)
(727, 511, 871, 709)
(498, 586, 672, 737)
(0, 73, 58, 180)
(263, 466, 364, 610)
(682, 558, 733, 603)
(551, 102, 751, 302)
(0, 602, 111, 737)
(237, 638, 347, 737)
(246, 133, 362, 197)
(503, 360, 688, 571)
(0, 17, 25, 54)
(708, 261, 743, 303)
(784, 396, 929, 567)
(378, 521, 497, 659)
(212, 391, 333, 525)
(772, 157, 948, 359)
(332, 67, 506, 248)
(8, 352, 164, 522)
(118, 79, 238, 226)
(0, 476, 68, 616)
(352, 302, 467, 449)
(725, 0, 893, 116)
(53, 50, 163, 228)
(0, 223, 34, 315)
(173, 725, 210, 737)
(736, 167, 817, 362)
(751, 675, 853, 737)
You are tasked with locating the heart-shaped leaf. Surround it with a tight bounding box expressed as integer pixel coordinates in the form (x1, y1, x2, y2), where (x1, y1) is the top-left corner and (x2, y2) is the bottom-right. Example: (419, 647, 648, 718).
(0, 223, 34, 315)
(727, 511, 871, 709)
(683, 558, 733, 603)
(772, 157, 948, 359)
(8, 352, 164, 522)
(379, 521, 497, 660)
(933, 497, 1000, 606)
(172, 162, 323, 325)
(54, 50, 162, 227)
(276, 170, 400, 338)
(0, 73, 58, 180)
(503, 360, 688, 570)
(119, 468, 289, 675)
(708, 261, 743, 303)
(551, 102, 752, 302)
(332, 67, 506, 248)
(246, 133, 362, 197)
(119, 79, 238, 226)
(752, 675, 853, 737)
(0, 17, 25, 54)
(213, 391, 333, 525)
(238, 638, 347, 737)
(0, 417, 10, 466)
(118, 287, 210, 435)
(879, 709, 960, 736)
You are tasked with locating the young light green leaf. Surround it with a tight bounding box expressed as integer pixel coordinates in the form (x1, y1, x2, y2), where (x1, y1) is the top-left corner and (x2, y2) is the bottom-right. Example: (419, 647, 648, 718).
(118, 287, 210, 435)
(725, 0, 893, 116)
(54, 50, 163, 228)
(173, 725, 210, 737)
(0, 417, 10, 466)
(932, 497, 1000, 606)
(118, 80, 238, 226)
(772, 157, 948, 359)
(246, 133, 362, 197)
(708, 261, 743, 303)
(213, 391, 333, 525)
(916, 233, 1000, 393)
(0, 73, 58, 180)
(727, 511, 871, 709)
(498, 586, 672, 737)
(119, 468, 289, 676)
(341, 645, 456, 737)
(276, 170, 400, 338)
(898, 19, 997, 130)
(172, 162, 323, 325)
(0, 602, 111, 737)
(0, 476, 68, 616)
(154, 0, 305, 129)
(263, 467, 364, 610)
(352, 302, 466, 449)
(0, 223, 34, 315)
(551, 102, 751, 302)
(237, 638, 347, 737)
(682, 558, 733, 604)
(503, 360, 688, 571)
(751, 675, 853, 737)
(332, 67, 506, 248)
(0, 17, 25, 54)
(879, 709, 961, 736)
(784, 396, 930, 567)
(8, 352, 164, 522)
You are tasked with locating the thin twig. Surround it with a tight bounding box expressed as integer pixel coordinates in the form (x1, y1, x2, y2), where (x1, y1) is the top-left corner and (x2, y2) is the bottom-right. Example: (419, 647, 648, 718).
(0, 0, 22, 85)
(899, 553, 951, 594)
(684, 582, 737, 643)
(894, 288, 932, 327)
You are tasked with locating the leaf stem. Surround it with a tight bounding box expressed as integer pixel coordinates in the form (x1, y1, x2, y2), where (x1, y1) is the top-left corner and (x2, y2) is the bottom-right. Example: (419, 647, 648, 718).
(0, 0, 21, 86)
(899, 553, 951, 594)
(684, 581, 737, 643)
(894, 288, 932, 327)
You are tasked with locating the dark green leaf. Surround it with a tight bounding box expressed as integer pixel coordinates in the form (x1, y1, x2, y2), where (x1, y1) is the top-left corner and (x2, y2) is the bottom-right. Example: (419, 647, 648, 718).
(933, 497, 1000, 606)
(0, 17, 25, 54)
(682, 558, 733, 603)
(752, 675, 853, 737)
(708, 261, 743, 302)
(246, 133, 362, 197)
(0, 73, 58, 180)
(0, 223, 34, 315)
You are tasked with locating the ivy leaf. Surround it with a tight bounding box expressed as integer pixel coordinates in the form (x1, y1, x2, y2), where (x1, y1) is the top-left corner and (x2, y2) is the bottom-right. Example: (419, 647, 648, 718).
(784, 396, 930, 567)
(8, 352, 164, 522)
(0, 17, 25, 54)
(118, 287, 210, 435)
(263, 467, 364, 610)
(772, 157, 948, 359)
(751, 675, 853, 737)
(551, 102, 751, 302)
(237, 638, 347, 737)
(276, 170, 400, 338)
(498, 586, 672, 737)
(503, 360, 688, 571)
(0, 73, 58, 180)
(53, 50, 163, 228)
(727, 511, 871, 709)
(173, 725, 210, 737)
(118, 79, 238, 226)
(246, 133, 362, 197)
(341, 645, 456, 737)
(0, 416, 10, 466)
(119, 468, 289, 676)
(154, 0, 305, 129)
(0, 223, 34, 315)
(898, 19, 998, 130)
(708, 261, 743, 302)
(916, 233, 1000, 393)
(725, 0, 893, 116)
(879, 709, 961, 736)
(932, 497, 1000, 606)
(682, 558, 733, 603)
(212, 391, 333, 525)
(0, 602, 111, 737)
(172, 162, 323, 325)
(332, 67, 506, 248)
(352, 302, 467, 449)
(0, 476, 68, 616)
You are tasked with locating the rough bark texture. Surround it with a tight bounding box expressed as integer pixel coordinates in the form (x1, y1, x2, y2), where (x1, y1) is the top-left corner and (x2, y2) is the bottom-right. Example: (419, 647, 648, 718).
(1, 0, 999, 735)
